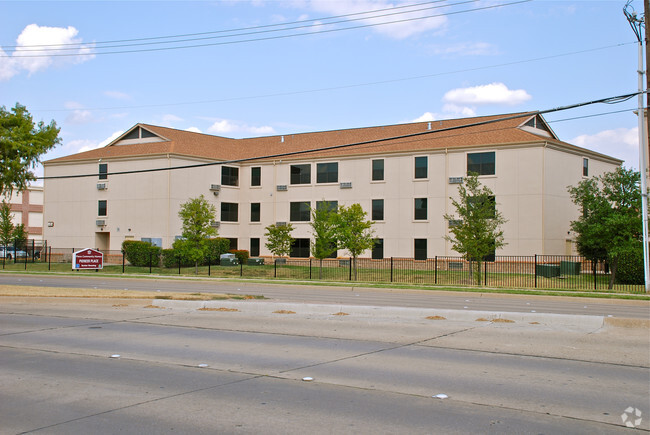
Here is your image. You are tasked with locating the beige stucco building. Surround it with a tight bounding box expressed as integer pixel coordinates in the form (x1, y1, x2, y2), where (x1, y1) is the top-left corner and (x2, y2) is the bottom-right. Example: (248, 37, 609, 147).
(42, 112, 622, 258)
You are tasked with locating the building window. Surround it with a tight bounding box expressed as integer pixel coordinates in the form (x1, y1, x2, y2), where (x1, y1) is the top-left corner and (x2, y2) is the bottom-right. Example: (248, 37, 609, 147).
(583, 158, 589, 177)
(98, 163, 108, 180)
(372, 159, 384, 181)
(227, 238, 238, 250)
(290, 201, 311, 221)
(250, 238, 260, 257)
(469, 195, 496, 218)
(316, 200, 337, 212)
(98, 200, 107, 217)
(317, 162, 338, 183)
(251, 203, 260, 222)
(414, 156, 428, 179)
(221, 202, 238, 222)
(467, 152, 495, 175)
(290, 238, 310, 258)
(414, 239, 427, 260)
(290, 164, 311, 184)
(222, 166, 239, 186)
(372, 238, 384, 260)
(251, 167, 261, 186)
(372, 199, 384, 221)
(414, 198, 427, 220)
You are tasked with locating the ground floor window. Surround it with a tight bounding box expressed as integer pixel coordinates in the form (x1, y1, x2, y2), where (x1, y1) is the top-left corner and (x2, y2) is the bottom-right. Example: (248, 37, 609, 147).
(290, 238, 310, 258)
(372, 238, 384, 259)
(250, 238, 260, 257)
(414, 238, 427, 260)
(227, 238, 238, 250)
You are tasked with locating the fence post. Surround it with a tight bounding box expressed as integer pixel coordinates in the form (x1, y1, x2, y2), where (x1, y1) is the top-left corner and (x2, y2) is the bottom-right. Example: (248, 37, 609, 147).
(309, 258, 312, 280)
(24, 245, 27, 270)
(349, 257, 352, 281)
(435, 256, 438, 284)
(149, 251, 152, 274)
(274, 258, 277, 278)
(240, 260, 243, 277)
(594, 260, 597, 290)
(48, 246, 51, 271)
(122, 250, 125, 273)
(534, 254, 538, 288)
(178, 253, 181, 275)
(484, 260, 487, 286)
(208, 256, 211, 277)
(390, 257, 394, 283)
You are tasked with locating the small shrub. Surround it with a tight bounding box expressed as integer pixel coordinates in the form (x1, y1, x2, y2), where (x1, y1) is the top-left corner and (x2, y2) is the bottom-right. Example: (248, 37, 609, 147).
(230, 249, 249, 265)
(205, 238, 231, 265)
(615, 246, 644, 285)
(122, 240, 161, 267)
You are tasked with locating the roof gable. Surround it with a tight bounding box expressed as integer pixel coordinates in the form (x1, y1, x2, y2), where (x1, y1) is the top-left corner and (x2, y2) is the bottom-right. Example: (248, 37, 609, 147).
(110, 124, 168, 146)
(519, 114, 557, 139)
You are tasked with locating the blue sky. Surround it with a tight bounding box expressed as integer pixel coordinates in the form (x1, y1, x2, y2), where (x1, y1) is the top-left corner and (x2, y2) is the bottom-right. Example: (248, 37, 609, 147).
(0, 0, 645, 180)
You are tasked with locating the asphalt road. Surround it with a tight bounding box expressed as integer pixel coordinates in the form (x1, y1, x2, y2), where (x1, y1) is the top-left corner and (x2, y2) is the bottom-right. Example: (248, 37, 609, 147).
(1, 273, 649, 319)
(1, 298, 648, 434)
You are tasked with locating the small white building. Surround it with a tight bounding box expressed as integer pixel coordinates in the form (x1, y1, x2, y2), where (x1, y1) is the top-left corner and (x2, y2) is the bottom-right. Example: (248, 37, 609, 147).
(42, 112, 622, 258)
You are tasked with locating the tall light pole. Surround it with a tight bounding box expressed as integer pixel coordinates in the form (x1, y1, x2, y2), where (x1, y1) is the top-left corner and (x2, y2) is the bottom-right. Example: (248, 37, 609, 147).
(624, 1, 650, 293)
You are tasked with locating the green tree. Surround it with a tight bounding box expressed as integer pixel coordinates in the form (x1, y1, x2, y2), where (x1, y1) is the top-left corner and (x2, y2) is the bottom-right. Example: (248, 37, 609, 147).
(177, 195, 217, 274)
(444, 173, 507, 285)
(333, 203, 375, 281)
(0, 103, 61, 196)
(12, 223, 27, 249)
(568, 167, 643, 288)
(0, 201, 14, 248)
(310, 202, 338, 278)
(264, 223, 294, 258)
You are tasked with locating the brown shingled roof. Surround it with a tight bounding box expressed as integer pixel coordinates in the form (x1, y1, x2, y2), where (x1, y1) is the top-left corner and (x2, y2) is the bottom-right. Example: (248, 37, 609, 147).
(45, 112, 567, 165)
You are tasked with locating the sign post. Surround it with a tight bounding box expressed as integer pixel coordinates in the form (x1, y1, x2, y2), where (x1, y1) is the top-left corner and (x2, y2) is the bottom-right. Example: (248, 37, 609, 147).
(72, 248, 104, 271)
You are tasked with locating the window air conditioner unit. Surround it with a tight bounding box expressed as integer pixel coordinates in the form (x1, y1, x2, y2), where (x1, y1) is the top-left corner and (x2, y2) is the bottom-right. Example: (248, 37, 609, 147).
(449, 177, 463, 184)
(339, 182, 352, 189)
(209, 184, 221, 191)
(448, 219, 462, 227)
(97, 183, 107, 190)
(276, 185, 288, 191)
(210, 221, 220, 228)
(276, 221, 287, 227)
(96, 219, 106, 226)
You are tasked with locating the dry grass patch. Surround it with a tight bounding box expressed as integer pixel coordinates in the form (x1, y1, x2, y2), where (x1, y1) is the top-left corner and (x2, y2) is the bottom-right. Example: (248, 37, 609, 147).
(426, 315, 446, 320)
(273, 310, 296, 314)
(198, 307, 239, 312)
(112, 303, 128, 307)
(332, 312, 349, 316)
(0, 284, 259, 301)
(529, 321, 540, 325)
(493, 318, 515, 323)
(475, 317, 491, 322)
(143, 304, 164, 309)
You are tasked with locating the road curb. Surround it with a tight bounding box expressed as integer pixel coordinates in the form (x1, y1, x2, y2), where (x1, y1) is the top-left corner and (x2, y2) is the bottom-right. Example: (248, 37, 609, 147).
(151, 299, 649, 330)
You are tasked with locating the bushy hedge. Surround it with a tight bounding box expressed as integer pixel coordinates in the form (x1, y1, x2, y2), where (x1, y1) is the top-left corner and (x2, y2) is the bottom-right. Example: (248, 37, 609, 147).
(229, 249, 249, 265)
(122, 240, 161, 267)
(615, 246, 644, 285)
(206, 238, 231, 264)
(160, 238, 231, 268)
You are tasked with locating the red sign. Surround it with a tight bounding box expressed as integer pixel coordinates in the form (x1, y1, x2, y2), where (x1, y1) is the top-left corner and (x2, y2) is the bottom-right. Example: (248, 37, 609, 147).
(72, 248, 104, 270)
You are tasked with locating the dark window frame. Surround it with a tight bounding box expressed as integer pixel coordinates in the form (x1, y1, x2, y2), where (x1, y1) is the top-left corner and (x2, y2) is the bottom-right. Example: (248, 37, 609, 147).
(98, 163, 108, 180)
(414, 198, 428, 220)
(290, 164, 311, 185)
(250, 238, 260, 257)
(414, 238, 427, 260)
(467, 152, 496, 176)
(372, 159, 384, 181)
(221, 166, 239, 187)
(290, 238, 311, 258)
(221, 202, 239, 222)
(250, 203, 261, 222)
(98, 200, 107, 217)
(251, 167, 261, 186)
(372, 238, 384, 260)
(316, 200, 338, 212)
(316, 162, 338, 184)
(583, 158, 589, 177)
(290, 201, 311, 222)
(372, 199, 384, 221)
(414, 156, 428, 179)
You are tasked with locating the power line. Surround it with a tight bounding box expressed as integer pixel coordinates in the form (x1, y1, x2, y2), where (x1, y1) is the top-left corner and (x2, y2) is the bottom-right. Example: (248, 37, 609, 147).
(3, 0, 530, 58)
(35, 41, 634, 113)
(38, 91, 641, 180)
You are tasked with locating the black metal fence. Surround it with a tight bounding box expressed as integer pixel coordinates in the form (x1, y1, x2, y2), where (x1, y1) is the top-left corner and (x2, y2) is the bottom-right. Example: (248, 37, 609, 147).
(3, 247, 645, 293)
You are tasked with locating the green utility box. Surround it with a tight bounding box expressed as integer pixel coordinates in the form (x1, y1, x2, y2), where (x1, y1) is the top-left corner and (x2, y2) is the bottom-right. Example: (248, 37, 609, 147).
(560, 261, 581, 275)
(220, 253, 239, 266)
(248, 258, 264, 266)
(535, 264, 560, 278)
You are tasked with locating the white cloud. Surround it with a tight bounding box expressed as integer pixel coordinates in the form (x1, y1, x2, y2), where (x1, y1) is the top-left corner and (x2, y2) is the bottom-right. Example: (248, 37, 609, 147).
(162, 114, 183, 124)
(430, 42, 499, 57)
(0, 24, 94, 81)
(411, 112, 438, 122)
(443, 83, 531, 106)
(104, 90, 132, 100)
(297, 0, 447, 39)
(207, 119, 275, 137)
(185, 127, 202, 133)
(571, 127, 639, 169)
(75, 130, 124, 153)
